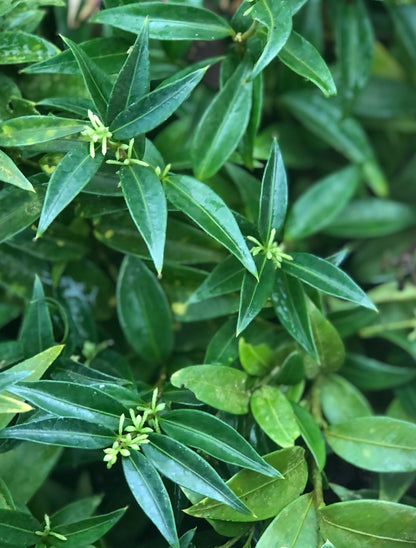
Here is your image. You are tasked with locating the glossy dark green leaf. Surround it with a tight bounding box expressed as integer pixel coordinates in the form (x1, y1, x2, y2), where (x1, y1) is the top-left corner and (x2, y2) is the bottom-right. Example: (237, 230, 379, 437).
(120, 164, 167, 275)
(19, 275, 54, 356)
(0, 116, 86, 147)
(225, 163, 260, 223)
(61, 36, 112, 121)
(0, 30, 58, 64)
(0, 185, 45, 244)
(292, 402, 326, 470)
(188, 257, 244, 303)
(251, 385, 300, 447)
(320, 374, 372, 425)
(117, 255, 173, 363)
(237, 255, 275, 335)
(0, 417, 115, 449)
(335, 0, 373, 105)
(279, 31, 336, 96)
(272, 272, 316, 357)
(171, 364, 250, 414)
(285, 165, 361, 240)
(258, 139, 287, 241)
(107, 21, 149, 124)
(342, 354, 416, 391)
(9, 381, 126, 429)
(257, 493, 318, 548)
(164, 174, 257, 277)
(282, 252, 376, 310)
(192, 60, 252, 179)
(325, 199, 416, 238)
(123, 451, 178, 546)
(241, 73, 263, 169)
(110, 68, 205, 140)
(49, 508, 126, 548)
(185, 446, 307, 521)
(51, 495, 103, 526)
(38, 96, 93, 117)
(37, 145, 103, 236)
(204, 318, 239, 366)
(319, 500, 416, 547)
(326, 417, 416, 472)
(143, 434, 250, 515)
(160, 409, 281, 477)
(92, 2, 234, 41)
(251, 0, 292, 79)
(0, 509, 40, 546)
(0, 150, 33, 192)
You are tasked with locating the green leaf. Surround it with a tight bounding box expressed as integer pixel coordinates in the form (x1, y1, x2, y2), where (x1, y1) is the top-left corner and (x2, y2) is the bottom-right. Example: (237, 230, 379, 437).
(192, 60, 252, 179)
(9, 381, 126, 429)
(272, 272, 316, 357)
(37, 145, 103, 236)
(251, 0, 292, 79)
(117, 256, 173, 363)
(51, 496, 103, 526)
(320, 374, 372, 425)
(292, 402, 326, 470)
(92, 3, 234, 41)
(285, 165, 361, 240)
(107, 21, 149, 124)
(170, 364, 250, 414)
(4, 345, 63, 382)
(188, 257, 244, 303)
(238, 338, 275, 376)
(319, 500, 416, 547)
(19, 275, 54, 356)
(251, 385, 300, 447)
(0, 479, 14, 511)
(0, 509, 40, 546)
(324, 199, 416, 238)
(120, 165, 167, 275)
(185, 446, 307, 521)
(282, 252, 376, 310)
(0, 417, 115, 449)
(143, 434, 250, 515)
(123, 451, 178, 546)
(0, 116, 86, 147)
(204, 318, 240, 366)
(257, 493, 318, 548)
(0, 150, 33, 192)
(279, 31, 336, 97)
(258, 139, 287, 241)
(0, 185, 45, 244)
(164, 174, 257, 278)
(160, 409, 281, 477)
(0, 394, 32, 414)
(0, 30, 59, 64)
(50, 508, 127, 548)
(325, 417, 416, 472)
(110, 68, 205, 140)
(61, 36, 112, 121)
(342, 354, 416, 391)
(237, 255, 275, 335)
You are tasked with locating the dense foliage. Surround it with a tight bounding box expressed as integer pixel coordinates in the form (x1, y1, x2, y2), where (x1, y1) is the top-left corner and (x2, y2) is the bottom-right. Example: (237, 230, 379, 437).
(0, 0, 416, 546)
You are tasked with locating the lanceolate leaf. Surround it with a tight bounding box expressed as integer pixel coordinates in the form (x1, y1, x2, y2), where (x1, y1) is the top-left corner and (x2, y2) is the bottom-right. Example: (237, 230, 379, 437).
(107, 21, 150, 124)
(117, 256, 173, 363)
(0, 185, 45, 244)
(0, 509, 40, 546)
(278, 31, 337, 97)
(251, 0, 292, 79)
(143, 434, 251, 515)
(0, 150, 34, 191)
(0, 116, 86, 147)
(110, 68, 205, 140)
(120, 165, 167, 275)
(0, 394, 33, 414)
(259, 139, 287, 241)
(282, 252, 376, 310)
(320, 500, 416, 547)
(237, 255, 275, 335)
(123, 451, 179, 547)
(272, 272, 316, 357)
(192, 61, 252, 180)
(37, 145, 103, 236)
(292, 402, 326, 470)
(61, 36, 112, 121)
(160, 409, 281, 477)
(188, 256, 244, 303)
(164, 174, 257, 278)
(92, 2, 234, 41)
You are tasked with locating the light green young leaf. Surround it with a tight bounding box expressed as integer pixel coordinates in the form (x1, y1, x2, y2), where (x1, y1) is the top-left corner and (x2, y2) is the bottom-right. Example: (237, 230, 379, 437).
(320, 374, 372, 425)
(238, 338, 275, 376)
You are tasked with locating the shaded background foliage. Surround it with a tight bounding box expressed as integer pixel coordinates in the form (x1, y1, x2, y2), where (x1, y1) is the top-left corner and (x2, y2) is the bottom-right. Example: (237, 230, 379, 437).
(0, 0, 416, 547)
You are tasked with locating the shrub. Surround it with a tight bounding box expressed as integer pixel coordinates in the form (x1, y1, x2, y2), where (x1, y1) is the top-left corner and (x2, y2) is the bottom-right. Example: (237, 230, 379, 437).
(0, 0, 416, 546)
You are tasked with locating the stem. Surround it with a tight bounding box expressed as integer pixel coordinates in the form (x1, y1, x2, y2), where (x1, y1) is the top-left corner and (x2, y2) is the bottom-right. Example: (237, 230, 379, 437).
(360, 318, 416, 338)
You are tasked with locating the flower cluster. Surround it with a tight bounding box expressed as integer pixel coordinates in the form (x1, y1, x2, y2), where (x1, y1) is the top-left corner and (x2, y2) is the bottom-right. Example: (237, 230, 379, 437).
(247, 228, 293, 269)
(81, 110, 113, 158)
